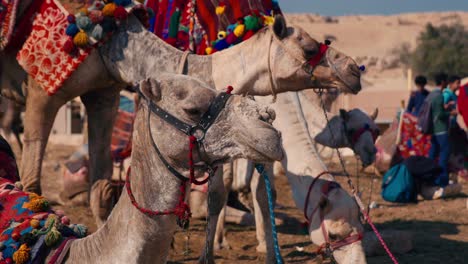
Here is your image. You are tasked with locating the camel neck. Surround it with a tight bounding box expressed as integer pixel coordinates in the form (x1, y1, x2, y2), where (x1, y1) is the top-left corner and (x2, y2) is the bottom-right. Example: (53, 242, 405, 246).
(67, 106, 186, 264)
(99, 16, 281, 95)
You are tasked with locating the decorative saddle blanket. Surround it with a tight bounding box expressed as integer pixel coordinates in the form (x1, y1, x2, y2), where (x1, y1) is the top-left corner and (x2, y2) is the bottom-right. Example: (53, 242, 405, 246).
(0, 0, 19, 50)
(146, 0, 281, 55)
(397, 112, 431, 158)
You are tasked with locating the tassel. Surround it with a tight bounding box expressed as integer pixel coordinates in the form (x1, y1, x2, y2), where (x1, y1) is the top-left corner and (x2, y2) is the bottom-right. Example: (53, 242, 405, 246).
(45, 227, 62, 247)
(114, 6, 128, 20)
(168, 8, 181, 39)
(102, 3, 117, 17)
(24, 194, 49, 212)
(12, 244, 30, 264)
(66, 23, 79, 37)
(205, 47, 214, 55)
(91, 24, 104, 40)
(73, 30, 89, 48)
(76, 16, 92, 31)
(70, 224, 88, 238)
(79, 7, 89, 16)
(89, 10, 104, 24)
(215, 4, 225, 15)
(30, 219, 41, 229)
(67, 14, 76, 23)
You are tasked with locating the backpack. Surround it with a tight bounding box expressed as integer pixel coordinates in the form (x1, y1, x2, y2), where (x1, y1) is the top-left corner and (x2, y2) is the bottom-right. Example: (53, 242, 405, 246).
(417, 90, 441, 134)
(381, 163, 417, 203)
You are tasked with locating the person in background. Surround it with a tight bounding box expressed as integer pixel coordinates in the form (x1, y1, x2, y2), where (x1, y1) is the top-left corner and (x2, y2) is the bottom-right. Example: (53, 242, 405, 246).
(429, 73, 455, 187)
(407, 75, 429, 115)
(443, 75, 461, 127)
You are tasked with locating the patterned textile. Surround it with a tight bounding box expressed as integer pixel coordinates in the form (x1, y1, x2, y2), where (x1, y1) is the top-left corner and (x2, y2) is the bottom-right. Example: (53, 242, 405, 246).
(145, 0, 281, 54)
(16, 0, 91, 95)
(397, 112, 431, 158)
(111, 95, 136, 161)
(0, 0, 19, 50)
(0, 178, 87, 263)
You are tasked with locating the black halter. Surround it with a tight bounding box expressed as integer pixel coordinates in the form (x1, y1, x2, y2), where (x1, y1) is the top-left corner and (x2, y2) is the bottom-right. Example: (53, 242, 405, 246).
(137, 89, 233, 182)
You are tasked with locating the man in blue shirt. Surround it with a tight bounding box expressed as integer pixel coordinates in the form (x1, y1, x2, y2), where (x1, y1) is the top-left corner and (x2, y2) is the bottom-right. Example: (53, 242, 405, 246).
(443, 75, 460, 127)
(407, 75, 429, 116)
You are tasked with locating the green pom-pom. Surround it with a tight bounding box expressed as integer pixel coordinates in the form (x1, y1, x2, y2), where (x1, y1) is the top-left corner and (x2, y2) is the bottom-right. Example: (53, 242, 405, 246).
(70, 224, 88, 238)
(244, 15, 261, 31)
(45, 227, 62, 247)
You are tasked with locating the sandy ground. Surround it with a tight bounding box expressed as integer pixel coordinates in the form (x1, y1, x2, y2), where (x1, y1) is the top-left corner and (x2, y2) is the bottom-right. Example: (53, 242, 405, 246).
(16, 143, 467, 264)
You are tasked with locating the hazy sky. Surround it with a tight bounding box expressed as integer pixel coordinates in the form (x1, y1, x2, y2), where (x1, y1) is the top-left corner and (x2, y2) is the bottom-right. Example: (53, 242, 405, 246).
(280, 0, 468, 16)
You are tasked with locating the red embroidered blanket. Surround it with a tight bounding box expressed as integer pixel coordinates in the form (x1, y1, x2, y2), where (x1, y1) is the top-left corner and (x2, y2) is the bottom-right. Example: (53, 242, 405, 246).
(0, 0, 19, 50)
(16, 0, 90, 95)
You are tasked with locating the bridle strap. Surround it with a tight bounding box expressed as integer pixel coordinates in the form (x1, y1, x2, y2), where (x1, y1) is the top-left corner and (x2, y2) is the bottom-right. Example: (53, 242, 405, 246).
(304, 171, 330, 222)
(178, 50, 190, 74)
(146, 104, 189, 182)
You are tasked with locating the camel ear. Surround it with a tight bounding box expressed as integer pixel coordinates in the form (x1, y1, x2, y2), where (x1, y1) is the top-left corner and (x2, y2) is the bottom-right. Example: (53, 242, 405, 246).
(339, 109, 349, 122)
(273, 15, 287, 39)
(139, 78, 161, 102)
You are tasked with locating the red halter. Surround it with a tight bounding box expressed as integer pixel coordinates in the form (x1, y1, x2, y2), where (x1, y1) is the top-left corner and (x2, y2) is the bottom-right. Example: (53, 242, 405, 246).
(308, 43, 329, 68)
(303, 171, 363, 256)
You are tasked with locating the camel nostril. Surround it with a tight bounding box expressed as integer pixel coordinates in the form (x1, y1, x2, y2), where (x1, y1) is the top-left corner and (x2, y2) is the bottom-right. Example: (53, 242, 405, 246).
(267, 107, 276, 121)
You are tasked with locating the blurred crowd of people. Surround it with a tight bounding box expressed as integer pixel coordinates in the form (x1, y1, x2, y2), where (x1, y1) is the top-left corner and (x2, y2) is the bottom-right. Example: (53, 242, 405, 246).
(406, 73, 467, 188)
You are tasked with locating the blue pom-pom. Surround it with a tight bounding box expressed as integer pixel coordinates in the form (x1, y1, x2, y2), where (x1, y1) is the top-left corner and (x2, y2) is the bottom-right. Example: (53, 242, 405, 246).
(359, 65, 366, 72)
(213, 39, 229, 51)
(114, 0, 132, 6)
(76, 16, 92, 31)
(65, 23, 79, 37)
(226, 24, 236, 34)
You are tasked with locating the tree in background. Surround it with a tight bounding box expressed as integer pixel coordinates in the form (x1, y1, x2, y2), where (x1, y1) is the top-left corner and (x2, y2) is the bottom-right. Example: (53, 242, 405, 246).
(409, 23, 468, 81)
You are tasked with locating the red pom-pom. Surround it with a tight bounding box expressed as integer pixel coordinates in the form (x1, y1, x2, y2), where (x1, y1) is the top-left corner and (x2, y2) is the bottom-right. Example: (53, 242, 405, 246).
(243, 30, 255, 41)
(67, 14, 76, 23)
(63, 38, 76, 53)
(225, 32, 237, 45)
(114, 6, 128, 20)
(5, 258, 13, 264)
(11, 232, 20, 241)
(226, 86, 233, 94)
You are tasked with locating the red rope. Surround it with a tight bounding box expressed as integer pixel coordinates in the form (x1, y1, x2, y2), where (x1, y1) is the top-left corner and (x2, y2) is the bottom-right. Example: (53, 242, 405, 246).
(125, 167, 191, 220)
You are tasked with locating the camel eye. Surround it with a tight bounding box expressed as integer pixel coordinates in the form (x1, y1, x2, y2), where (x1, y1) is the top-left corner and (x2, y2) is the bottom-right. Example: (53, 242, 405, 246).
(184, 108, 201, 117)
(304, 47, 318, 58)
(329, 233, 339, 241)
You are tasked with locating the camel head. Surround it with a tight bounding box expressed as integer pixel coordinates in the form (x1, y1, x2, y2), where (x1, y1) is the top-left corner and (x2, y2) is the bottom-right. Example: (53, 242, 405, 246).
(307, 186, 367, 264)
(138, 74, 283, 178)
(269, 15, 362, 94)
(314, 108, 379, 167)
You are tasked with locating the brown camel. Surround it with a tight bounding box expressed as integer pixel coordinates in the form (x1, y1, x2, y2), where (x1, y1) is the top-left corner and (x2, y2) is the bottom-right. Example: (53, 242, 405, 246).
(2, 1, 361, 234)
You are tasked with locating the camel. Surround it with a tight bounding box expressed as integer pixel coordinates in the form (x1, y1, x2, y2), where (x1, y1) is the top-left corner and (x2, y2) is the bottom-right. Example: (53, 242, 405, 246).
(2, 1, 362, 230)
(0, 74, 284, 263)
(193, 90, 378, 264)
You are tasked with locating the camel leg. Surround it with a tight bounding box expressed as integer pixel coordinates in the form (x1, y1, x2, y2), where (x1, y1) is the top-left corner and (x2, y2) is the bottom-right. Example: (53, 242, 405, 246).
(20, 79, 65, 194)
(1, 100, 23, 151)
(251, 163, 281, 263)
(199, 168, 226, 264)
(80, 88, 120, 226)
(213, 162, 233, 250)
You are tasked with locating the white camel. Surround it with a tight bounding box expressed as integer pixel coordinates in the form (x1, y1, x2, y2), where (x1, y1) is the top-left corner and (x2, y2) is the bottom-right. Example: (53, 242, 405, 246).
(193, 90, 379, 264)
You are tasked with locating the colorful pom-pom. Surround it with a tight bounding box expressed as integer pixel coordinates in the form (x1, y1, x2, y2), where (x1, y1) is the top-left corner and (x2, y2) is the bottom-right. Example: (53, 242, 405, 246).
(225, 33, 237, 45)
(89, 10, 104, 23)
(114, 6, 128, 20)
(5, 258, 13, 264)
(45, 227, 62, 247)
(102, 3, 117, 16)
(244, 15, 261, 31)
(12, 244, 30, 264)
(233, 24, 245, 37)
(12, 231, 21, 241)
(263, 15, 275, 26)
(215, 4, 225, 15)
(214, 39, 229, 51)
(359, 65, 366, 72)
(70, 224, 88, 238)
(79, 7, 89, 16)
(67, 14, 76, 23)
(114, 0, 132, 6)
(91, 24, 104, 40)
(24, 194, 49, 212)
(76, 16, 92, 31)
(30, 219, 41, 229)
(65, 23, 79, 37)
(226, 86, 233, 94)
(217, 31, 227, 40)
(61, 216, 71, 225)
(73, 31, 89, 48)
(226, 24, 235, 34)
(205, 47, 214, 55)
(243, 30, 255, 41)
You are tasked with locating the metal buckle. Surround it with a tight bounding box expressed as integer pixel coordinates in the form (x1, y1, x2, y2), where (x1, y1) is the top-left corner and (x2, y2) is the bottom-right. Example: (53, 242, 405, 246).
(190, 125, 205, 141)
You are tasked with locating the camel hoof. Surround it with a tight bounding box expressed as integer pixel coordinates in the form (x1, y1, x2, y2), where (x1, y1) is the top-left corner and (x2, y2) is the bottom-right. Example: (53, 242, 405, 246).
(256, 243, 267, 253)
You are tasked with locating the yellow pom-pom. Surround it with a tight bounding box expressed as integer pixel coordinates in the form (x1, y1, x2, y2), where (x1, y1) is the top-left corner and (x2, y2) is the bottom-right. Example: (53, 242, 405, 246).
(13, 244, 30, 264)
(263, 15, 275, 26)
(79, 7, 89, 16)
(73, 30, 89, 48)
(205, 47, 213, 55)
(215, 5, 225, 15)
(217, 31, 227, 40)
(24, 194, 49, 212)
(233, 24, 245, 37)
(102, 3, 117, 17)
(30, 219, 41, 229)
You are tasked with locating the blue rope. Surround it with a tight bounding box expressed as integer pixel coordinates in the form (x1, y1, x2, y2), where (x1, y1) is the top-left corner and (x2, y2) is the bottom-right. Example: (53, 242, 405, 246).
(255, 164, 283, 264)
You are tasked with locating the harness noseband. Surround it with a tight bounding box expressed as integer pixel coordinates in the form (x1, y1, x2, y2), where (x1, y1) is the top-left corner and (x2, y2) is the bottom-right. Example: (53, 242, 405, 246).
(304, 172, 363, 259)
